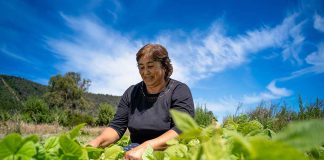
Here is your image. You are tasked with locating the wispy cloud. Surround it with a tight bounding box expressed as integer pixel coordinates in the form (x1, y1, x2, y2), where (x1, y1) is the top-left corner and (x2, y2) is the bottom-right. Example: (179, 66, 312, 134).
(274, 42, 324, 82)
(239, 41, 324, 106)
(238, 39, 323, 107)
(105, 0, 122, 23)
(314, 13, 324, 32)
(157, 13, 305, 84)
(47, 12, 306, 95)
(1, 46, 32, 64)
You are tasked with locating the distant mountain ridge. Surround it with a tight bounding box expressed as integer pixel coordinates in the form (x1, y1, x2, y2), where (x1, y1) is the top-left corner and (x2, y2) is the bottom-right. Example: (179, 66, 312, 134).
(0, 74, 121, 111)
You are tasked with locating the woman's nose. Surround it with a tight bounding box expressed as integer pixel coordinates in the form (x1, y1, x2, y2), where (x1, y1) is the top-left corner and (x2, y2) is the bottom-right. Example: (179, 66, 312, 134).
(144, 68, 150, 75)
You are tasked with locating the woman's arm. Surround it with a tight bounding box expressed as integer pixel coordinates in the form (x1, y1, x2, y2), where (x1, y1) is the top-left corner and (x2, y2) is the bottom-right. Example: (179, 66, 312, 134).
(89, 86, 134, 148)
(144, 129, 179, 150)
(124, 129, 178, 160)
(88, 127, 120, 148)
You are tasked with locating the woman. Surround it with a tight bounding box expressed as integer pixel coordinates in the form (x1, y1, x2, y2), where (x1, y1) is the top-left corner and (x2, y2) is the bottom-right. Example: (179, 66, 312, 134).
(88, 44, 194, 160)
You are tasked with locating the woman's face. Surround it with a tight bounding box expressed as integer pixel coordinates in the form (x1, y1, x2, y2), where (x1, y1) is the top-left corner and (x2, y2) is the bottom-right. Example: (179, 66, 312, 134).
(138, 55, 166, 88)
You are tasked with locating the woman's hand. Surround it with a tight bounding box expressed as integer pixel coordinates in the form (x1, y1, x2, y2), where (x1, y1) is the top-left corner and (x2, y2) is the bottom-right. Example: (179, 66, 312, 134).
(87, 139, 100, 147)
(86, 127, 120, 148)
(124, 142, 149, 160)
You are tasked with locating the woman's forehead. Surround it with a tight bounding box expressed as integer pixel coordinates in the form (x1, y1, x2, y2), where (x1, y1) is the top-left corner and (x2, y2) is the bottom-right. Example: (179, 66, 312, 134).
(138, 54, 154, 63)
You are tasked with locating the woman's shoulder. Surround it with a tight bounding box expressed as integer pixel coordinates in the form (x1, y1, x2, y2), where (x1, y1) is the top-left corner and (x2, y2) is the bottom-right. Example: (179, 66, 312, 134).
(125, 81, 143, 90)
(168, 79, 193, 103)
(169, 78, 188, 87)
(168, 79, 191, 92)
(122, 81, 143, 97)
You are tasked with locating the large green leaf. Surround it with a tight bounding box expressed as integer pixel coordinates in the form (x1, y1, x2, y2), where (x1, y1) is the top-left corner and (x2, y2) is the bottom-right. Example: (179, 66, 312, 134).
(101, 145, 124, 160)
(68, 123, 86, 140)
(178, 128, 202, 142)
(116, 135, 131, 147)
(85, 146, 103, 159)
(60, 154, 79, 160)
(199, 125, 218, 142)
(0, 133, 37, 160)
(15, 141, 37, 159)
(274, 119, 324, 151)
(44, 136, 59, 151)
(22, 135, 39, 144)
(249, 137, 307, 160)
(190, 145, 203, 160)
(153, 151, 165, 160)
(166, 139, 179, 146)
(187, 139, 200, 147)
(59, 135, 82, 156)
(0, 133, 23, 159)
(170, 109, 199, 133)
(164, 144, 188, 158)
(142, 145, 154, 160)
(227, 131, 254, 158)
(202, 136, 230, 160)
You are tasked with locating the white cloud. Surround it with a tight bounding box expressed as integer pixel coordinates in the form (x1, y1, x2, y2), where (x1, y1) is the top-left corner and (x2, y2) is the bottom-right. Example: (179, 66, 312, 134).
(157, 13, 305, 84)
(242, 80, 292, 104)
(195, 13, 322, 124)
(47, 13, 306, 95)
(194, 80, 293, 122)
(314, 14, 324, 32)
(242, 93, 277, 104)
(267, 80, 291, 97)
(47, 14, 143, 95)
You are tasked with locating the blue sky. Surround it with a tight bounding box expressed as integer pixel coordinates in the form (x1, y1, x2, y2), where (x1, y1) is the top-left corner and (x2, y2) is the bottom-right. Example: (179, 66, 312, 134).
(1, 0, 323, 121)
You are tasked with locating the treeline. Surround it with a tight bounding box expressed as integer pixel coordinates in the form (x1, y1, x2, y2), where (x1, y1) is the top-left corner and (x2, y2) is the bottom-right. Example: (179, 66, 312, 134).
(0, 75, 46, 111)
(224, 96, 324, 133)
(0, 72, 119, 127)
(1, 72, 322, 131)
(0, 72, 216, 128)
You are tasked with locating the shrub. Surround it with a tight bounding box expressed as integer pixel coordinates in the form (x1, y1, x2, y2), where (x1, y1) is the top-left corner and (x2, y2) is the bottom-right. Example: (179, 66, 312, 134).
(23, 96, 54, 124)
(237, 120, 264, 135)
(0, 111, 10, 121)
(96, 103, 115, 126)
(194, 106, 215, 127)
(59, 110, 95, 127)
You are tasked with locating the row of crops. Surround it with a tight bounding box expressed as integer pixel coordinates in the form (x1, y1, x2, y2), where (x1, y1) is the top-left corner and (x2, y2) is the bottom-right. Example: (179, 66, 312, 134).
(0, 109, 323, 160)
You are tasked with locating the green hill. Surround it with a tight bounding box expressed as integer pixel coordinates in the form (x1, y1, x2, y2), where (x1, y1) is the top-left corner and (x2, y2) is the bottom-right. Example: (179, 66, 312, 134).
(0, 74, 121, 111)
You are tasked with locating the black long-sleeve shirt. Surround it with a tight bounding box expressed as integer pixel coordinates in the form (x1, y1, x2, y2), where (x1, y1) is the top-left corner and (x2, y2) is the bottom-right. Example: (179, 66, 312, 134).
(108, 79, 195, 144)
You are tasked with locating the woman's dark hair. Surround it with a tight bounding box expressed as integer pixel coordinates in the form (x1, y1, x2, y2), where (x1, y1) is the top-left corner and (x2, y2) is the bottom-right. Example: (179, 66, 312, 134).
(136, 44, 173, 80)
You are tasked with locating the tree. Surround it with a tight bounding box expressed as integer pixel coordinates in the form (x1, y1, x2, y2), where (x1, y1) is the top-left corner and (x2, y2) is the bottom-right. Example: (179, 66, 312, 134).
(44, 72, 91, 110)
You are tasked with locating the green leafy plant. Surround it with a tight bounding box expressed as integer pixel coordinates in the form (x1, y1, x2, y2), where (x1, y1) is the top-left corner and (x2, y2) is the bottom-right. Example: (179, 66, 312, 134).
(0, 110, 323, 160)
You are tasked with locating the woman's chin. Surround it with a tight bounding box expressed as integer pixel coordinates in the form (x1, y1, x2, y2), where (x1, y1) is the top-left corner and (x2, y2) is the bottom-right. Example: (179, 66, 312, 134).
(144, 81, 155, 87)
(144, 81, 152, 86)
